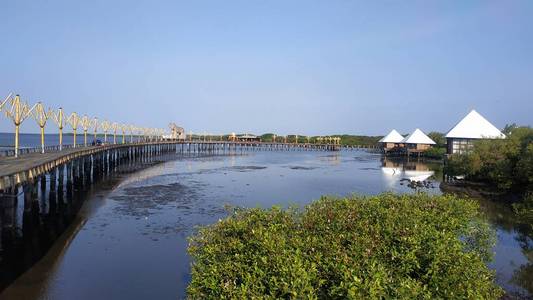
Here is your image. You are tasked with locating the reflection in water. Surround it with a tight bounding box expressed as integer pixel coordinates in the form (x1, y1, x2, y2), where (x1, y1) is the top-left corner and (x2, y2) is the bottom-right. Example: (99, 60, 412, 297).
(512, 234, 533, 296)
(473, 194, 533, 298)
(380, 157, 441, 190)
(0, 151, 530, 299)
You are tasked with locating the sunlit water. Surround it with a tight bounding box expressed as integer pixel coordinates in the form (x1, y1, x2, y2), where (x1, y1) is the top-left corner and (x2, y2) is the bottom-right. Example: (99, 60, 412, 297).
(0, 150, 531, 299)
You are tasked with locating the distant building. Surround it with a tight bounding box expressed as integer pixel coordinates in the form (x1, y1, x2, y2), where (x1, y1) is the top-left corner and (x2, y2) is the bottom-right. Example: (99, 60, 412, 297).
(401, 129, 436, 153)
(378, 129, 404, 151)
(445, 110, 505, 154)
(235, 134, 261, 142)
(166, 123, 186, 140)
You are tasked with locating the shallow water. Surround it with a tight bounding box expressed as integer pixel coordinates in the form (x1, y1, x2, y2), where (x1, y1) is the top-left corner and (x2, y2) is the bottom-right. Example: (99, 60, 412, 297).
(0, 151, 531, 299)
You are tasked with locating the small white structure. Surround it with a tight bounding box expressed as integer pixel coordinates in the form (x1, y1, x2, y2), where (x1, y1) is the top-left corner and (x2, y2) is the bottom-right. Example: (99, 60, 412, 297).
(235, 134, 261, 142)
(378, 129, 404, 150)
(165, 123, 186, 140)
(401, 129, 436, 152)
(445, 110, 505, 154)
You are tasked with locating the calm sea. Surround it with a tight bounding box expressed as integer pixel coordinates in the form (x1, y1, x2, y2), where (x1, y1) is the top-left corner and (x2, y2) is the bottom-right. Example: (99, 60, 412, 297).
(0, 132, 106, 150)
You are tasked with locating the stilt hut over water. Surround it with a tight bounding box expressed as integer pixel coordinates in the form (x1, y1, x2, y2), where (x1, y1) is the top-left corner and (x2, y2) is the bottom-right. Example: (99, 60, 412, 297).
(401, 129, 436, 154)
(445, 110, 505, 154)
(378, 129, 404, 151)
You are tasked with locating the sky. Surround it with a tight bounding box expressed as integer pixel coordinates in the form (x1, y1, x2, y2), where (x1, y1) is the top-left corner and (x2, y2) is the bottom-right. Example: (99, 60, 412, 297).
(0, 0, 532, 136)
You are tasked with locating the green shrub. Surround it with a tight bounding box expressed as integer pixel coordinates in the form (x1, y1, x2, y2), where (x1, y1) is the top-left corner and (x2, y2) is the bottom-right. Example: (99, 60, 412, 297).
(424, 147, 446, 159)
(428, 132, 446, 147)
(446, 126, 533, 191)
(187, 193, 502, 299)
(332, 134, 381, 146)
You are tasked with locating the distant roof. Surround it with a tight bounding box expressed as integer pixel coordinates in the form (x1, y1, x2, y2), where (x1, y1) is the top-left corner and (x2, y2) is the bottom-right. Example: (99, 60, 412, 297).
(446, 110, 505, 139)
(401, 129, 436, 145)
(378, 129, 404, 143)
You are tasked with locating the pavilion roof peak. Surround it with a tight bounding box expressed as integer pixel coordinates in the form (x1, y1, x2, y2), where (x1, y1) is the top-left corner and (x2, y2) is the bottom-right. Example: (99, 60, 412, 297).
(445, 110, 505, 139)
(401, 128, 436, 145)
(379, 129, 404, 143)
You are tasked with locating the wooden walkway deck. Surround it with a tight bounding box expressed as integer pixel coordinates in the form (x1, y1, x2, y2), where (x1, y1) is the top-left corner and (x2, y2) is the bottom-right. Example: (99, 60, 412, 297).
(0, 142, 172, 190)
(0, 146, 99, 178)
(0, 140, 375, 191)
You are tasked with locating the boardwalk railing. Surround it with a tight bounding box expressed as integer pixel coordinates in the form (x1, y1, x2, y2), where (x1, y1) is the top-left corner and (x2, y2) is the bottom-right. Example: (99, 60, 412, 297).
(0, 144, 77, 157)
(1, 140, 380, 158)
(0, 140, 379, 190)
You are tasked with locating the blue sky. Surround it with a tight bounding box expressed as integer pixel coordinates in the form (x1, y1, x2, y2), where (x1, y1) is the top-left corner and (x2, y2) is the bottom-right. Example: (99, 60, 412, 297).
(1, 0, 532, 135)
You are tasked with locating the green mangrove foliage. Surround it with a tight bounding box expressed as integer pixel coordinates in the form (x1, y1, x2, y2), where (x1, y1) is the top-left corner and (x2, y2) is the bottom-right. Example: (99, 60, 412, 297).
(425, 132, 447, 159)
(187, 193, 501, 299)
(259, 133, 381, 146)
(332, 134, 381, 146)
(424, 146, 447, 160)
(427, 131, 446, 147)
(446, 126, 533, 191)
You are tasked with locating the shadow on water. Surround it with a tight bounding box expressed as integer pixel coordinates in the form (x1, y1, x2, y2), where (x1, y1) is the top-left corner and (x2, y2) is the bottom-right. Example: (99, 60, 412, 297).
(0, 153, 188, 295)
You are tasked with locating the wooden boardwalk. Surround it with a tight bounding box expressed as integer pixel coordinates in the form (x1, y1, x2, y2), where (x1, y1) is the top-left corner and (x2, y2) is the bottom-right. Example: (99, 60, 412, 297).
(0, 142, 173, 190)
(0, 140, 376, 191)
(0, 146, 100, 178)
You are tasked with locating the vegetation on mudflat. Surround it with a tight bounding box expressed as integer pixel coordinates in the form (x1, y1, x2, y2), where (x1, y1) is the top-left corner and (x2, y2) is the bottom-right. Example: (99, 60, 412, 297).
(331, 134, 381, 146)
(187, 193, 502, 299)
(260, 133, 381, 146)
(446, 126, 533, 192)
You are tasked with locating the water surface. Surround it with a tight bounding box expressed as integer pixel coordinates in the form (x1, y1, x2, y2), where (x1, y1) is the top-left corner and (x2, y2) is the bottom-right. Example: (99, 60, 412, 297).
(0, 150, 531, 299)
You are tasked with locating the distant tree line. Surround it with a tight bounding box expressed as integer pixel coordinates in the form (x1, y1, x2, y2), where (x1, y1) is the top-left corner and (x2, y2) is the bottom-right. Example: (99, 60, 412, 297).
(260, 133, 381, 146)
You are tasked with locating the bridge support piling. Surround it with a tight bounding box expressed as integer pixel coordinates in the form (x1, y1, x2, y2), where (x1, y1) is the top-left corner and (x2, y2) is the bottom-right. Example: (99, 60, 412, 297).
(49, 169, 57, 214)
(0, 187, 18, 251)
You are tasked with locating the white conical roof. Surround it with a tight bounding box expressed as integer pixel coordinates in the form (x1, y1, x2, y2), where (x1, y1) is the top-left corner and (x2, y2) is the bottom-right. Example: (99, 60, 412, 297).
(379, 129, 404, 143)
(446, 110, 505, 139)
(401, 129, 436, 145)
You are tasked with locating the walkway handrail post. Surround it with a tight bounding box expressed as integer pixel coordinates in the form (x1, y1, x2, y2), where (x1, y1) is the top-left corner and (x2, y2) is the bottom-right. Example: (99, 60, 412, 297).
(120, 124, 126, 144)
(31, 102, 52, 154)
(101, 120, 110, 143)
(50, 107, 64, 151)
(67, 112, 80, 148)
(4, 95, 36, 158)
(128, 125, 134, 143)
(80, 115, 91, 147)
(92, 117, 99, 143)
(112, 122, 118, 144)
